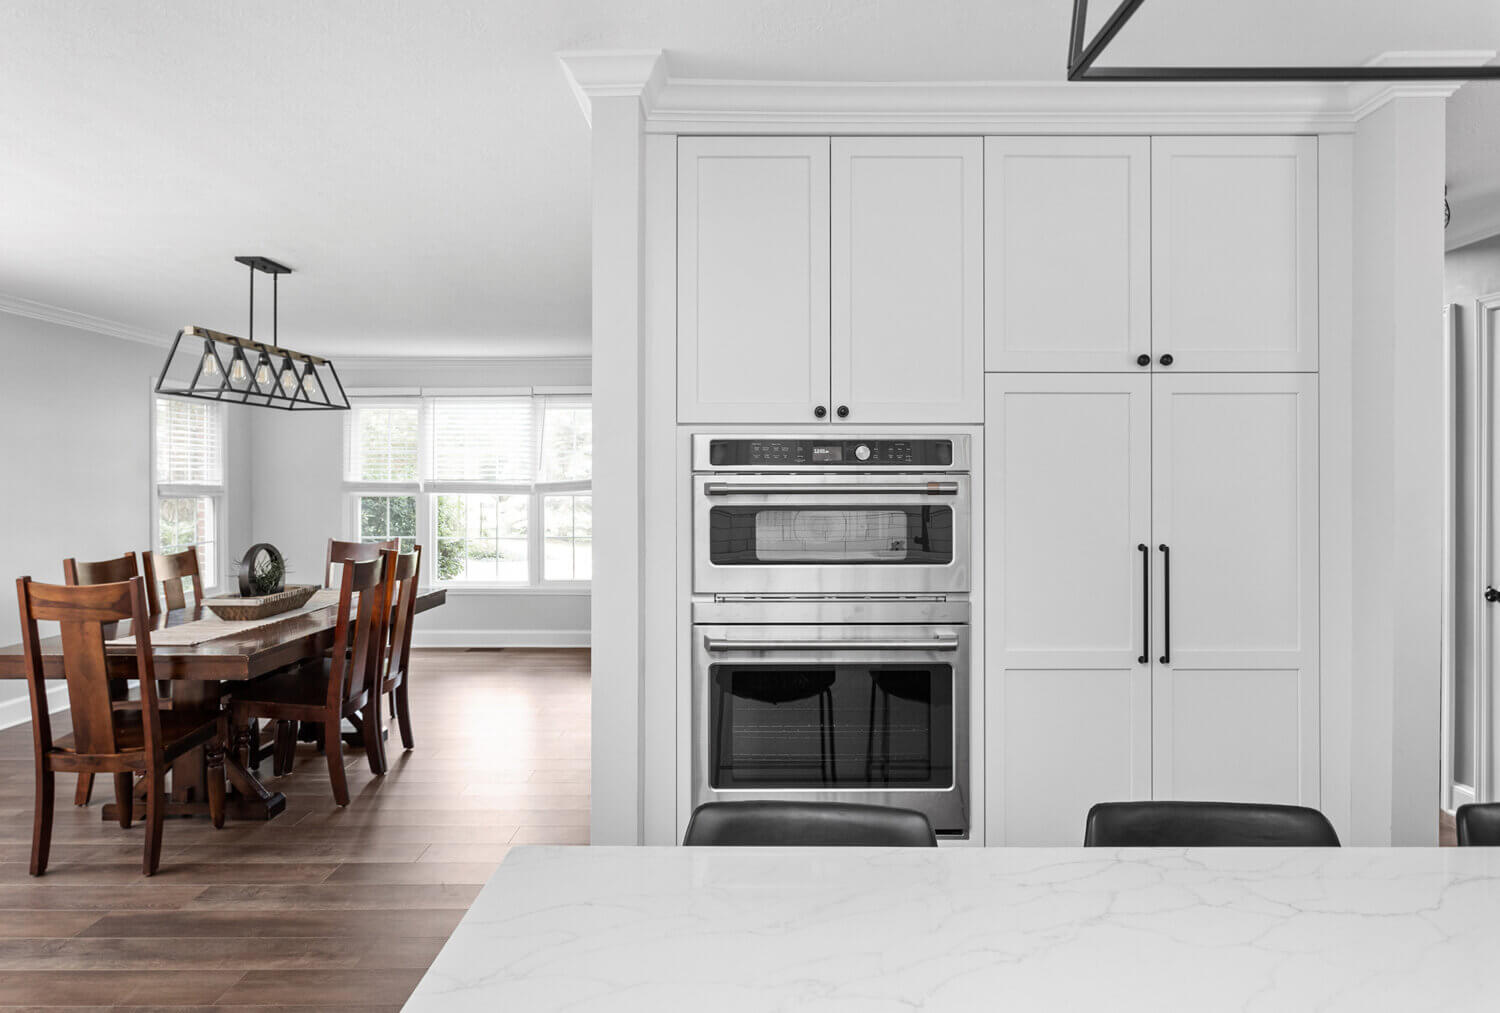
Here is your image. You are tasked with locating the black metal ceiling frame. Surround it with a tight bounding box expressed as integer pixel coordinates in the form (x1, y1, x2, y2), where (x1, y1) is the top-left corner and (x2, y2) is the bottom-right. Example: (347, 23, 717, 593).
(1069, 0, 1500, 82)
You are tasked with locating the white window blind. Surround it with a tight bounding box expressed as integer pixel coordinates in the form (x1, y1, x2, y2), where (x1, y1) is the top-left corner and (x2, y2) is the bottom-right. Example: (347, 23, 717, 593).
(155, 398, 223, 486)
(429, 398, 536, 486)
(347, 403, 419, 483)
(537, 398, 593, 485)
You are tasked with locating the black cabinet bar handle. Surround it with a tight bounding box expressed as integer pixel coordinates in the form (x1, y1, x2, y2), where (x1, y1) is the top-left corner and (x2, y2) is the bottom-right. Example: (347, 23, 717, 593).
(1158, 544, 1171, 665)
(1138, 543, 1149, 664)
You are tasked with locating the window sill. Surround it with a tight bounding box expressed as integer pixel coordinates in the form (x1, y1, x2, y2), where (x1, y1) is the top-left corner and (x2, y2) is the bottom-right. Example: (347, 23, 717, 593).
(430, 584, 591, 596)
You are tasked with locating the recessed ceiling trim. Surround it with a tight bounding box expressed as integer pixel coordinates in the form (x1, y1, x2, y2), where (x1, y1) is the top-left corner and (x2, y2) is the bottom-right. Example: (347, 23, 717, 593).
(1069, 0, 1500, 82)
(0, 292, 165, 347)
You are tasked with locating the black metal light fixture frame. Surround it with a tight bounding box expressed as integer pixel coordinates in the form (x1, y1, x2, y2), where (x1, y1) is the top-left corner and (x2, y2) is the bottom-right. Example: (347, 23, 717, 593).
(1068, 0, 1500, 82)
(155, 256, 350, 412)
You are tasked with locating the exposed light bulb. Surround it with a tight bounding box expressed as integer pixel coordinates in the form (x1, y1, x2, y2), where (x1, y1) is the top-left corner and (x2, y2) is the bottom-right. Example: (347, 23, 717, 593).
(229, 357, 250, 385)
(200, 343, 219, 377)
(279, 368, 299, 396)
(302, 373, 321, 398)
(253, 361, 273, 388)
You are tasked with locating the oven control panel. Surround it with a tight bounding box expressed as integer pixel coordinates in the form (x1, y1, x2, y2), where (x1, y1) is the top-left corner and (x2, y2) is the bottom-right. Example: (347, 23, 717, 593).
(706, 438, 955, 469)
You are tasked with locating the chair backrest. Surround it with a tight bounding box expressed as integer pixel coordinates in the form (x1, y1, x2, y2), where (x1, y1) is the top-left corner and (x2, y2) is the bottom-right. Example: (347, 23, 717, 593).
(1083, 801, 1341, 847)
(683, 801, 938, 847)
(16, 576, 162, 762)
(325, 538, 398, 588)
(142, 547, 203, 615)
(325, 551, 397, 711)
(1456, 803, 1500, 845)
(385, 546, 422, 684)
(63, 552, 140, 587)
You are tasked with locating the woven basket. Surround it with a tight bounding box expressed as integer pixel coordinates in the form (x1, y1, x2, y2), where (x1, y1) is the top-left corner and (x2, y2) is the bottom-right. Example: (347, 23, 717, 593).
(202, 584, 319, 621)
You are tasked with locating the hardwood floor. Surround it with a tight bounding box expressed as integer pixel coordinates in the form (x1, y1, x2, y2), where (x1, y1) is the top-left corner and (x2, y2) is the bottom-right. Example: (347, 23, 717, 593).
(0, 647, 590, 1010)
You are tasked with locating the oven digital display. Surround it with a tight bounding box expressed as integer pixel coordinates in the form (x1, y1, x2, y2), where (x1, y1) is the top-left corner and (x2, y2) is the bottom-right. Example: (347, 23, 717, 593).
(810, 445, 842, 463)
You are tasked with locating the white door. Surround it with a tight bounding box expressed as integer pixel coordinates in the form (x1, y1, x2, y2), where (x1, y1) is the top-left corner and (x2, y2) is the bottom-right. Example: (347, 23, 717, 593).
(1151, 373, 1319, 805)
(678, 137, 831, 424)
(1152, 137, 1318, 372)
(1477, 294, 1500, 803)
(831, 137, 983, 424)
(985, 374, 1152, 845)
(985, 137, 1151, 372)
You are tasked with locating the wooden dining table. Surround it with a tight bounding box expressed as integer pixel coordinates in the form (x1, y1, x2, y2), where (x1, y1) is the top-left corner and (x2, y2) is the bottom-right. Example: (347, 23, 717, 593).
(0, 588, 446, 822)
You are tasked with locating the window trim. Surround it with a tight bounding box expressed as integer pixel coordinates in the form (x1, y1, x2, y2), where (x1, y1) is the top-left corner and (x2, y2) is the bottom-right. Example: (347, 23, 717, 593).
(150, 391, 227, 593)
(343, 392, 591, 590)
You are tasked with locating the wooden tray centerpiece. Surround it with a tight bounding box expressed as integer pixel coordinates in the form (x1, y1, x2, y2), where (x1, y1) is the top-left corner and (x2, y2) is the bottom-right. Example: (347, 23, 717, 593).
(203, 543, 319, 620)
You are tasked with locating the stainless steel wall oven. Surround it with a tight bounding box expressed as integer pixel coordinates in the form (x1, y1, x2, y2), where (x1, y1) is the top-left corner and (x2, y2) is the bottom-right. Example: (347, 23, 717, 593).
(691, 435, 972, 837)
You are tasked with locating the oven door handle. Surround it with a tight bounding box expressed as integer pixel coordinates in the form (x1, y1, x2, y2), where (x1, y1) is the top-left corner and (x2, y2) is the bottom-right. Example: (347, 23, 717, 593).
(702, 481, 960, 497)
(704, 635, 961, 653)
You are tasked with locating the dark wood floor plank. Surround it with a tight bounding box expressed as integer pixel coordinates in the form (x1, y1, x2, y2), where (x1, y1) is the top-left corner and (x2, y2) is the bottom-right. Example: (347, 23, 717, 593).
(214, 968, 426, 1006)
(0, 969, 243, 1004)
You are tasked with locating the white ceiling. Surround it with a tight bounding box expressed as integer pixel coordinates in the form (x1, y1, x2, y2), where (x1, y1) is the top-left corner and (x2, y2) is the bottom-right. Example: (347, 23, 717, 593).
(2, 1, 1497, 356)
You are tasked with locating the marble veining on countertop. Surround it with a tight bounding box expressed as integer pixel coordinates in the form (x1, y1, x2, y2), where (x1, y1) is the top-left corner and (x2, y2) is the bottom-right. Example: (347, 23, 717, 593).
(403, 844, 1500, 1012)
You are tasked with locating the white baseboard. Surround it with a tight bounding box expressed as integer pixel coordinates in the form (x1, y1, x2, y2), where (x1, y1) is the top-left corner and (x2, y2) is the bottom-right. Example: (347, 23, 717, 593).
(411, 629, 590, 649)
(1452, 783, 1476, 812)
(0, 694, 69, 733)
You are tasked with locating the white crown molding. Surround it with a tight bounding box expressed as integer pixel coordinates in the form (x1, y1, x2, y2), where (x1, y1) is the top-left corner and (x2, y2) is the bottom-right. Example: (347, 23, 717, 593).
(1446, 198, 1500, 253)
(0, 292, 167, 347)
(1348, 50, 1493, 121)
(557, 50, 667, 126)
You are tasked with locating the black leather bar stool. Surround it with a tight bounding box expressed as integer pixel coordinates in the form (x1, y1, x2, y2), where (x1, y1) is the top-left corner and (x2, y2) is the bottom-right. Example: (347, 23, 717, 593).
(684, 801, 936, 846)
(1083, 801, 1340, 847)
(1456, 803, 1500, 845)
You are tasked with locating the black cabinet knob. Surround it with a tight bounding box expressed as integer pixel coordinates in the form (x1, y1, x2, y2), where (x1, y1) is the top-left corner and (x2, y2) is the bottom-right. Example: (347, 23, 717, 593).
(1159, 354, 1174, 366)
(1136, 354, 1151, 367)
(814, 405, 827, 419)
(836, 405, 850, 418)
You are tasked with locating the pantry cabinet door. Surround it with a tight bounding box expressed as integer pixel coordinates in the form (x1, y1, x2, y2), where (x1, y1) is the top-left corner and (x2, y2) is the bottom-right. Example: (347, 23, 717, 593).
(830, 137, 983, 424)
(678, 137, 831, 424)
(985, 137, 1151, 372)
(1151, 373, 1319, 806)
(1152, 136, 1318, 372)
(985, 374, 1153, 845)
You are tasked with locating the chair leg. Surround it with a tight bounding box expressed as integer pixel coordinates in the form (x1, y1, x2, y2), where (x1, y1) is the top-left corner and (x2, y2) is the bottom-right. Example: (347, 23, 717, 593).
(394, 680, 415, 751)
(324, 720, 350, 806)
(74, 773, 93, 807)
(206, 718, 227, 829)
(274, 720, 297, 776)
(142, 767, 166, 876)
(362, 697, 387, 776)
(247, 718, 261, 772)
(113, 772, 134, 828)
(30, 768, 54, 877)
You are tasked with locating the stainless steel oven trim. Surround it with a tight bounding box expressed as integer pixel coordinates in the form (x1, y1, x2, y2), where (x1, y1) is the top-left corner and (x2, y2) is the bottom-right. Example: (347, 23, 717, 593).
(691, 623, 970, 836)
(692, 473, 972, 597)
(692, 434, 971, 472)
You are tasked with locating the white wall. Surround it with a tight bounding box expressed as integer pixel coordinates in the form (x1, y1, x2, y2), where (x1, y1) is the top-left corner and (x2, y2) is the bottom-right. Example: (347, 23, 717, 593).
(247, 355, 592, 647)
(0, 314, 252, 728)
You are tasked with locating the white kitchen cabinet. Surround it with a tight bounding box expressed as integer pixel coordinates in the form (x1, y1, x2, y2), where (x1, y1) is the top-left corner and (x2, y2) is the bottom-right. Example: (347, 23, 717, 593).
(1152, 136, 1319, 372)
(831, 137, 983, 423)
(677, 137, 831, 424)
(985, 374, 1153, 845)
(1150, 373, 1320, 805)
(985, 137, 1151, 373)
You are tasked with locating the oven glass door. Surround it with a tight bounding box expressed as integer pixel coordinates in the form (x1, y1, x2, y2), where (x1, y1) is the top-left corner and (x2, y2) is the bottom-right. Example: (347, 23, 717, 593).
(708, 661, 954, 790)
(709, 503, 954, 566)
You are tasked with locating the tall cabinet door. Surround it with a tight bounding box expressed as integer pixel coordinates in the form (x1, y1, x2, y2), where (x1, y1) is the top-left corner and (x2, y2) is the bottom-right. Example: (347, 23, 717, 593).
(1152, 136, 1318, 372)
(831, 138, 983, 424)
(986, 374, 1153, 845)
(985, 137, 1151, 372)
(678, 137, 831, 424)
(1151, 373, 1319, 805)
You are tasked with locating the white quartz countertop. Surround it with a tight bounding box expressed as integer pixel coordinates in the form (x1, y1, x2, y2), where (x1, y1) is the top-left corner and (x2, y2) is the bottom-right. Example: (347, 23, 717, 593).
(404, 845, 1500, 1012)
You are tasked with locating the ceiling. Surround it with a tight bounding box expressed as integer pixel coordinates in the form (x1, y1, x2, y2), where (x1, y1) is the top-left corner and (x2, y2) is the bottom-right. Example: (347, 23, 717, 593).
(2, 1, 1497, 357)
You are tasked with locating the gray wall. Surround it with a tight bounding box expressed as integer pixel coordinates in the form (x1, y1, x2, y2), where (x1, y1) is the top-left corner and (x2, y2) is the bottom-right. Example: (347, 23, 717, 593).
(248, 356, 592, 647)
(1445, 233, 1500, 789)
(0, 314, 252, 727)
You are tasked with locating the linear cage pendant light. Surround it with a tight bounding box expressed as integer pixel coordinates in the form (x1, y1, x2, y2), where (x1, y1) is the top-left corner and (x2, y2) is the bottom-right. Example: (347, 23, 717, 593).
(155, 256, 349, 411)
(1068, 0, 1500, 82)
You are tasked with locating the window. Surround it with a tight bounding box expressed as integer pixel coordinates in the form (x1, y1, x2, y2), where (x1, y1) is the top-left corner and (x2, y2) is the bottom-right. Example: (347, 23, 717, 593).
(344, 392, 591, 588)
(153, 396, 225, 590)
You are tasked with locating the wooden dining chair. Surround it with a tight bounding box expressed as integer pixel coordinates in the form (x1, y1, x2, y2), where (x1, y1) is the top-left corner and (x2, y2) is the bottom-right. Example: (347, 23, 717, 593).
(232, 551, 397, 805)
(142, 547, 204, 616)
(324, 538, 397, 588)
(16, 575, 226, 876)
(63, 552, 146, 808)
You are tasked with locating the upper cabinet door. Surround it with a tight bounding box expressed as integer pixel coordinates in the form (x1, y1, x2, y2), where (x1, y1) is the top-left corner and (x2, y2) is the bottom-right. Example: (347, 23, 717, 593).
(830, 138, 983, 424)
(1151, 373, 1320, 806)
(985, 137, 1151, 372)
(1152, 136, 1319, 372)
(678, 137, 831, 424)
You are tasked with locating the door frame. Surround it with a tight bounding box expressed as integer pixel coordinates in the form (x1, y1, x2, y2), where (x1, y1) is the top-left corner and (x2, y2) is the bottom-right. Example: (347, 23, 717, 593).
(1475, 293, 1500, 803)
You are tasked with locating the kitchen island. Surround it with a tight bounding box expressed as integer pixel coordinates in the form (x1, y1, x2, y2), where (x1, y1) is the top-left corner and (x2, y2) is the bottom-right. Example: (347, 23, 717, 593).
(405, 844, 1500, 1011)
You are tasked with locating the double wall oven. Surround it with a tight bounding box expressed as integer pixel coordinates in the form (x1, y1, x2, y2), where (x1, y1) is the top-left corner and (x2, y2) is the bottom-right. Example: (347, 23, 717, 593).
(691, 434, 972, 837)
